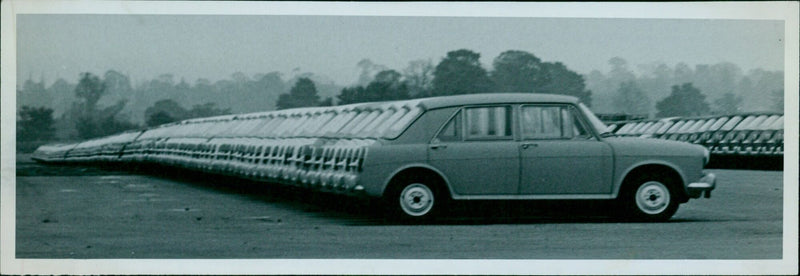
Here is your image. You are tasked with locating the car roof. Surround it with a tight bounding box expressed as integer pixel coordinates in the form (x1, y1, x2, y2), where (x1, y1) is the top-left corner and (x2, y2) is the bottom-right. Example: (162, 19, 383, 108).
(417, 93, 579, 110)
(708, 117, 729, 131)
(655, 121, 676, 134)
(178, 93, 578, 125)
(732, 115, 760, 130)
(675, 119, 697, 133)
(719, 115, 743, 131)
(664, 120, 686, 133)
(756, 115, 781, 130)
(767, 116, 784, 129)
(683, 119, 707, 133)
(643, 121, 665, 134)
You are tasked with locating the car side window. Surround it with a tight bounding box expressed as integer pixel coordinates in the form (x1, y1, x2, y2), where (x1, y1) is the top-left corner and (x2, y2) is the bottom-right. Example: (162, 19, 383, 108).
(464, 106, 513, 140)
(436, 110, 462, 142)
(521, 106, 560, 139)
(563, 106, 591, 139)
(521, 105, 591, 140)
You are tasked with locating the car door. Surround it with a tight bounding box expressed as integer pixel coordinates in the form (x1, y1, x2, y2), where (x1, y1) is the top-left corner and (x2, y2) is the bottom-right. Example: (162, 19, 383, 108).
(428, 106, 520, 195)
(518, 104, 613, 195)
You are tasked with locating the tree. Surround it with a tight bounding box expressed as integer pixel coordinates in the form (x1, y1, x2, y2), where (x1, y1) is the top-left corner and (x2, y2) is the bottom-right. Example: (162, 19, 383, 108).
(81, 99, 139, 139)
(102, 70, 133, 106)
(608, 57, 636, 82)
(491, 50, 547, 93)
(75, 116, 101, 139)
(71, 72, 139, 139)
(99, 113, 140, 135)
(47, 78, 77, 116)
(488, 50, 592, 104)
(276, 78, 320, 109)
(656, 83, 710, 117)
(771, 89, 783, 112)
(692, 62, 742, 102)
(673, 62, 694, 84)
(146, 111, 178, 127)
(713, 92, 743, 114)
(744, 69, 784, 112)
(431, 49, 494, 96)
(253, 72, 287, 111)
(286, 72, 342, 107)
(613, 81, 650, 115)
(356, 59, 389, 87)
(583, 58, 639, 113)
(636, 62, 673, 108)
(144, 99, 231, 127)
(337, 70, 410, 105)
(584, 70, 614, 113)
(537, 62, 593, 106)
(17, 106, 55, 141)
(188, 102, 231, 118)
(367, 70, 410, 101)
(18, 75, 51, 110)
(145, 99, 189, 126)
(73, 73, 108, 139)
(403, 59, 434, 97)
(585, 60, 783, 114)
(319, 97, 334, 107)
(74, 72, 107, 115)
(337, 86, 367, 105)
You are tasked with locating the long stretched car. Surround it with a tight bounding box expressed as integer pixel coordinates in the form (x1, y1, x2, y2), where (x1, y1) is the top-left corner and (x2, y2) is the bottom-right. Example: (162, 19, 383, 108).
(33, 93, 716, 222)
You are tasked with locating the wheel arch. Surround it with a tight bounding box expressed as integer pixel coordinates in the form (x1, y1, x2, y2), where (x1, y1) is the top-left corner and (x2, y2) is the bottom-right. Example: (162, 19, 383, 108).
(381, 163, 453, 199)
(616, 161, 689, 202)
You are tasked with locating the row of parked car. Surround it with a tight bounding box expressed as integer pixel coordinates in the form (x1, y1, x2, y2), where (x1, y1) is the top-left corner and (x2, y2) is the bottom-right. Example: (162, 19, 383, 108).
(33, 93, 720, 221)
(33, 100, 425, 195)
(607, 113, 784, 156)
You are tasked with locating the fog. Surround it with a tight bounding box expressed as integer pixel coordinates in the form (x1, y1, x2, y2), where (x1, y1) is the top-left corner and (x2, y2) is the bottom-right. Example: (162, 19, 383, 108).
(17, 15, 783, 87)
(13, 9, 787, 142)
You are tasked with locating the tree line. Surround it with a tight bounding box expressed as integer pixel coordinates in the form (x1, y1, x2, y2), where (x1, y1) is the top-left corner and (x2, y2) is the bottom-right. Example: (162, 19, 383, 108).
(17, 48, 784, 150)
(279, 49, 592, 108)
(586, 57, 783, 116)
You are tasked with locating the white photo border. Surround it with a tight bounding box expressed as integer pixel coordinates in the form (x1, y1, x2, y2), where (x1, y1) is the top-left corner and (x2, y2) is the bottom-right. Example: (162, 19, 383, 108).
(1, 1, 797, 274)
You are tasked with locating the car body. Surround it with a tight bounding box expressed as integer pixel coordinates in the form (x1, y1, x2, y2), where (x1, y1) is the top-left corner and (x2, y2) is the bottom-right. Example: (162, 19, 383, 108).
(33, 93, 716, 221)
(717, 114, 768, 154)
(706, 115, 743, 152)
(352, 94, 715, 220)
(739, 115, 782, 155)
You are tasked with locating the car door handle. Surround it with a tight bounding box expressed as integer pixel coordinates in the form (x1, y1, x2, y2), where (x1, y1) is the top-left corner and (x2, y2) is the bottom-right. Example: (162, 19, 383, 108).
(521, 143, 538, 149)
(430, 144, 448, 150)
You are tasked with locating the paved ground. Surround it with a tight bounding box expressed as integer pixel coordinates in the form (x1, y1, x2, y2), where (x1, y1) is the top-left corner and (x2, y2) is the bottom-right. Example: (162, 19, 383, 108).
(15, 157, 783, 259)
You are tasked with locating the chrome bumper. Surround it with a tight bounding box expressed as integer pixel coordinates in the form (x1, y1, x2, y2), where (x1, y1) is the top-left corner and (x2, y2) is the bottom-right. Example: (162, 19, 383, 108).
(687, 172, 716, 198)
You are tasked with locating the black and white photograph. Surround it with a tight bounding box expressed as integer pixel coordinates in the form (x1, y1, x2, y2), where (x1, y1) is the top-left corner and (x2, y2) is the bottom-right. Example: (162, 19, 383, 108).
(1, 1, 797, 274)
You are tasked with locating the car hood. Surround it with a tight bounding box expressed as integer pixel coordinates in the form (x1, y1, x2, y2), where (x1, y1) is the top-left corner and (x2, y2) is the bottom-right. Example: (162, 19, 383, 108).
(603, 136, 706, 158)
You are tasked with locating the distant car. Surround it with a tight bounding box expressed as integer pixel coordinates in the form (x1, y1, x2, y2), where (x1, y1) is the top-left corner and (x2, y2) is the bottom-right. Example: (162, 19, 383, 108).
(33, 93, 716, 222)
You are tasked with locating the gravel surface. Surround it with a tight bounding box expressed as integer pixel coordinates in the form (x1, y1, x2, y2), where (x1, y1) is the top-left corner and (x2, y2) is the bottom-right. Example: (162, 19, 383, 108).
(15, 157, 783, 259)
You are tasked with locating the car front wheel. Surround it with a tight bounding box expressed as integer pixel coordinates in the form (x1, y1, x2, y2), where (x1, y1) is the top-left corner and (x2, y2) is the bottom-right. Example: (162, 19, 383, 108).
(619, 175, 680, 221)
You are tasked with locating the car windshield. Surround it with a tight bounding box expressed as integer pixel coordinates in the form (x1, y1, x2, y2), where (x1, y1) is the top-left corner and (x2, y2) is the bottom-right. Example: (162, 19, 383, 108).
(578, 103, 610, 134)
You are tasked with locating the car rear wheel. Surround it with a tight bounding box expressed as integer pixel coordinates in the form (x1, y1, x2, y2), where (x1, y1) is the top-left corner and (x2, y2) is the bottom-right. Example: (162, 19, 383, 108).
(385, 178, 446, 223)
(619, 175, 680, 222)
(399, 183, 435, 216)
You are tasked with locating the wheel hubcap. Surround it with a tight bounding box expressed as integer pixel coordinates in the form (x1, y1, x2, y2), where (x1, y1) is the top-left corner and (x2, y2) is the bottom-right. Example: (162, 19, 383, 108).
(399, 183, 434, 217)
(635, 181, 671, 215)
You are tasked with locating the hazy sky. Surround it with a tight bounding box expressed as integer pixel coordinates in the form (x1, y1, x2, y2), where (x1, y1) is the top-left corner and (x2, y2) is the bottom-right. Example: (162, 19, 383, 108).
(17, 14, 784, 86)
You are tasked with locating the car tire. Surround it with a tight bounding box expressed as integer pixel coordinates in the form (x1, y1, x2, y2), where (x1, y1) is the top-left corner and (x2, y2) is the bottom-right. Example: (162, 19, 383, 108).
(618, 174, 680, 222)
(384, 178, 446, 223)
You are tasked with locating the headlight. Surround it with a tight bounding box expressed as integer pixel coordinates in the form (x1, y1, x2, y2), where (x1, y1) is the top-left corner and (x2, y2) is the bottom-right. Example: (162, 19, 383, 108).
(703, 147, 710, 166)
